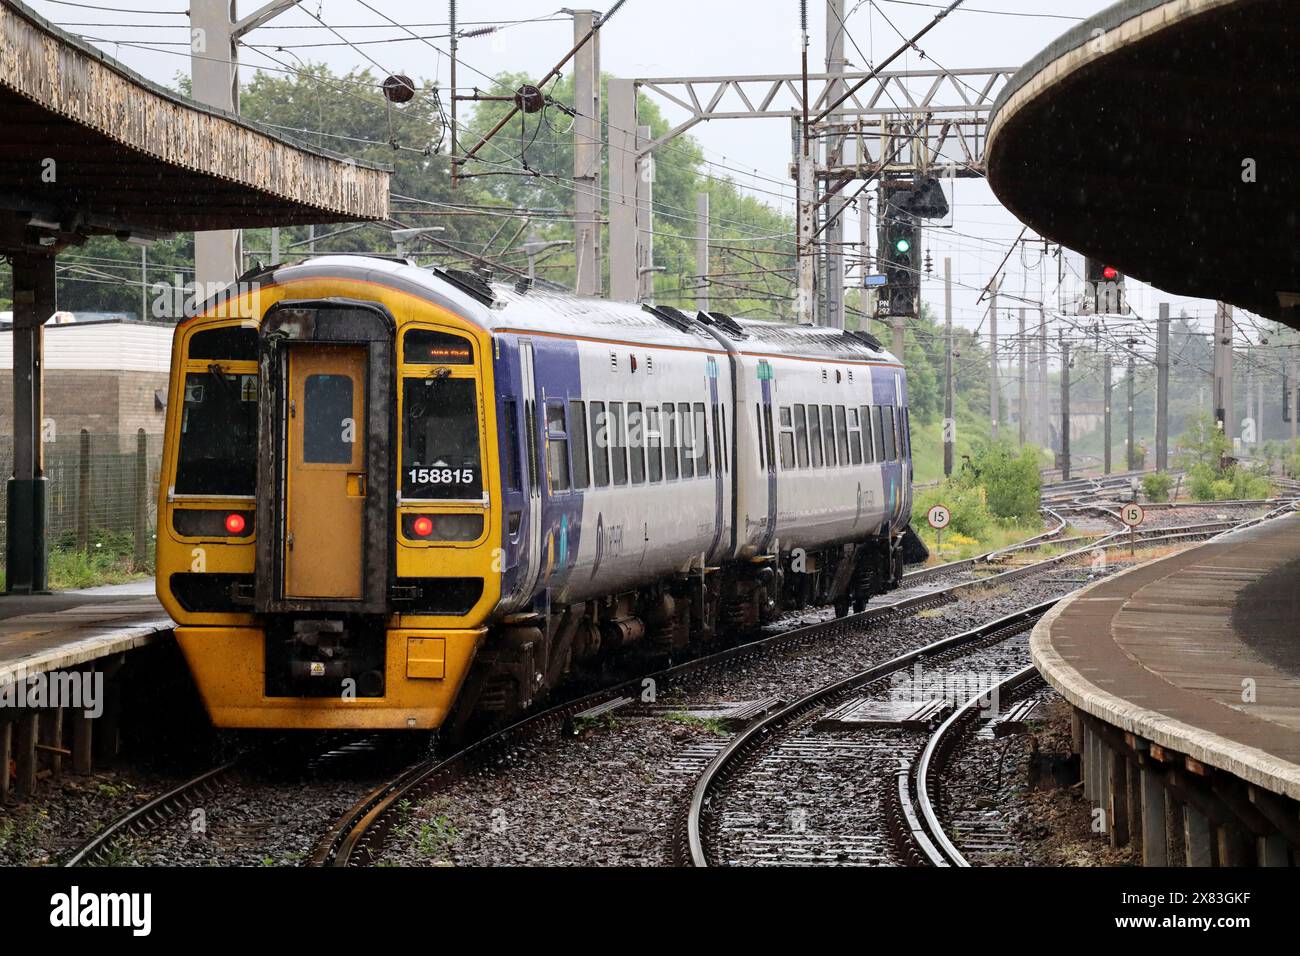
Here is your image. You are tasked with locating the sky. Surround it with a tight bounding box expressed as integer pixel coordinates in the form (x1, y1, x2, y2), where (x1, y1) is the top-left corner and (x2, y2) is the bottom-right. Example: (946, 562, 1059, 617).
(23, 0, 1284, 371)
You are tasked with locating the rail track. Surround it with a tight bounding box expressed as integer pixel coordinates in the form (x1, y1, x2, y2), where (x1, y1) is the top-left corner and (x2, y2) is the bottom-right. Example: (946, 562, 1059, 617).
(313, 507, 1272, 867)
(63, 493, 1291, 868)
(675, 602, 1053, 867)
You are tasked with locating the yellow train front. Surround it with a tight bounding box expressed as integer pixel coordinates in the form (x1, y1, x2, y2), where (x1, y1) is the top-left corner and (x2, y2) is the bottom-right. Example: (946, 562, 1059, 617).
(157, 260, 500, 730)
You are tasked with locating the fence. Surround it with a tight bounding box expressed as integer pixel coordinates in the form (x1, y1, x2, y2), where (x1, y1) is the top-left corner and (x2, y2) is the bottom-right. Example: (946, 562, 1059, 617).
(0, 431, 162, 565)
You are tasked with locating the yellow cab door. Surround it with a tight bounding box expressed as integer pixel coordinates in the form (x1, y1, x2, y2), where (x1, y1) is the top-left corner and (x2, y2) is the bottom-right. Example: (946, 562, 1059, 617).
(285, 345, 367, 598)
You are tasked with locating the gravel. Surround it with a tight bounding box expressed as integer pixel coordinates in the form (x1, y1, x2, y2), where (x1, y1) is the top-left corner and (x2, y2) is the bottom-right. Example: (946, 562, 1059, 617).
(376, 552, 1135, 867)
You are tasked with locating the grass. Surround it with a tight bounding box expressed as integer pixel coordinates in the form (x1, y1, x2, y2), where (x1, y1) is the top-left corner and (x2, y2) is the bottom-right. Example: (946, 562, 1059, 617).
(915, 519, 1046, 564)
(0, 527, 153, 591)
(663, 712, 729, 735)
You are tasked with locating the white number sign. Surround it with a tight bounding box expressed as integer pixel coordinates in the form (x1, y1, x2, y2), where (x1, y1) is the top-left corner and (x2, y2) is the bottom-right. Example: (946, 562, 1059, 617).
(1120, 504, 1145, 528)
(927, 505, 952, 530)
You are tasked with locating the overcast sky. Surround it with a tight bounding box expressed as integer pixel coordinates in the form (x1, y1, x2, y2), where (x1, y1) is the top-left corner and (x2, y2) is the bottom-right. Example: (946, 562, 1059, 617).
(26, 0, 1275, 362)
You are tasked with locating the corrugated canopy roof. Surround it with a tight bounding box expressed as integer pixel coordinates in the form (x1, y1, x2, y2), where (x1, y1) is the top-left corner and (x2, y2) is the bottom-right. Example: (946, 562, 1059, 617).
(0, 0, 390, 253)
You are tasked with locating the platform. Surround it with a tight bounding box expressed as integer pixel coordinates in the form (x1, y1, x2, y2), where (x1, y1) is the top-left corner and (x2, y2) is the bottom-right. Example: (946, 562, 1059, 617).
(0, 580, 169, 683)
(1033, 514, 1300, 865)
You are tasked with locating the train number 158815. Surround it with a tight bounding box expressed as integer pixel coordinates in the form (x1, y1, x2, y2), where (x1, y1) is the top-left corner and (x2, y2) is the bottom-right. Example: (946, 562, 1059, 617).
(409, 467, 475, 485)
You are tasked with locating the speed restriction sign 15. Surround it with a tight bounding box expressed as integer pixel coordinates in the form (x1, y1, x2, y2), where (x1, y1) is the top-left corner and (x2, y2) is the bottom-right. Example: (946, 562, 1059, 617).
(927, 505, 952, 530)
(1120, 504, 1145, 527)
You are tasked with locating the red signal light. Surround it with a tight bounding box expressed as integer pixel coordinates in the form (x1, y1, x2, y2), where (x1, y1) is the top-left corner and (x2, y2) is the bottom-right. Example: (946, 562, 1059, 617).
(225, 513, 246, 534)
(1101, 265, 1119, 280)
(412, 516, 434, 537)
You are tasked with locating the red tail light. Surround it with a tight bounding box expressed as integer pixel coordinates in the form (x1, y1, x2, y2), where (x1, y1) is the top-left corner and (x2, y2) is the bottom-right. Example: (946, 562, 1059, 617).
(412, 516, 434, 537)
(225, 513, 246, 534)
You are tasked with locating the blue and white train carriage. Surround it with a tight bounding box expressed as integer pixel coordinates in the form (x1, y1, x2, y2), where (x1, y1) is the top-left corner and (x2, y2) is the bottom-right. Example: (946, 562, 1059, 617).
(157, 257, 922, 731)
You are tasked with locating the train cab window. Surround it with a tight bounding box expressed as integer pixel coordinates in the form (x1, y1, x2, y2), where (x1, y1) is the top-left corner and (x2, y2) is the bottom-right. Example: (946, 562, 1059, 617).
(847, 408, 864, 465)
(188, 325, 257, 361)
(821, 404, 838, 467)
(545, 403, 571, 493)
(647, 406, 663, 482)
(568, 400, 589, 488)
(871, 406, 886, 462)
(628, 403, 646, 484)
(174, 370, 257, 496)
(807, 405, 824, 468)
(404, 328, 474, 365)
(692, 403, 709, 476)
(834, 406, 850, 465)
(590, 402, 610, 487)
(608, 402, 628, 486)
(664, 405, 680, 480)
(678, 402, 696, 479)
(793, 405, 810, 469)
(883, 406, 898, 460)
(402, 377, 482, 499)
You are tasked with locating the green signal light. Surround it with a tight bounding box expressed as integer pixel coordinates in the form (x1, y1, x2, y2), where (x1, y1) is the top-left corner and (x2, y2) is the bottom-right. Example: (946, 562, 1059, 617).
(894, 237, 912, 254)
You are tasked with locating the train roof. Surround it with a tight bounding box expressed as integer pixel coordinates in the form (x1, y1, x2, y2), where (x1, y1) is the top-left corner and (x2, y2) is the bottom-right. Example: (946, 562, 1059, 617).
(264, 255, 901, 366)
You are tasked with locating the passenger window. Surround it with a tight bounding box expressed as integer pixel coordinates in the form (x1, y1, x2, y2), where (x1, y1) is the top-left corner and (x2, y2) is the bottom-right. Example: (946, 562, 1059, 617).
(568, 400, 589, 488)
(763, 405, 776, 473)
(610, 402, 628, 485)
(794, 405, 810, 469)
(546, 403, 570, 493)
(872, 406, 886, 463)
(503, 400, 522, 492)
(693, 403, 709, 476)
(647, 406, 663, 482)
(822, 404, 837, 466)
(808, 405, 824, 468)
(628, 403, 646, 484)
(835, 406, 849, 464)
(678, 402, 695, 479)
(713, 406, 725, 476)
(590, 401, 610, 487)
(402, 377, 481, 499)
(664, 405, 680, 480)
(847, 407, 863, 465)
(861, 405, 875, 462)
(883, 406, 898, 460)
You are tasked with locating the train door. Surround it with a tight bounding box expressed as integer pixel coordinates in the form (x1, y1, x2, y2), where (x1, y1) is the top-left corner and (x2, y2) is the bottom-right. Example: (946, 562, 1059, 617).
(283, 345, 367, 599)
(518, 340, 544, 599)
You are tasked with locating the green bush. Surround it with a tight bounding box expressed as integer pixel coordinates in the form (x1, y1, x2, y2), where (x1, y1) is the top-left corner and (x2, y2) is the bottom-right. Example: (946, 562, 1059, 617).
(1141, 472, 1173, 502)
(968, 441, 1042, 521)
(912, 479, 992, 541)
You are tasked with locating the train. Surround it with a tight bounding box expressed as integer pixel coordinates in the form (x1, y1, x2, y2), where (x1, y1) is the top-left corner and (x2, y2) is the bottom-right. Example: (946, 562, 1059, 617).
(156, 255, 923, 732)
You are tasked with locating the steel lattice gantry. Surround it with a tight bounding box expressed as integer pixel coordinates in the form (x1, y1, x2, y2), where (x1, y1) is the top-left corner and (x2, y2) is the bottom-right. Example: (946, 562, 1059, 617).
(607, 66, 1015, 307)
(0, 0, 390, 592)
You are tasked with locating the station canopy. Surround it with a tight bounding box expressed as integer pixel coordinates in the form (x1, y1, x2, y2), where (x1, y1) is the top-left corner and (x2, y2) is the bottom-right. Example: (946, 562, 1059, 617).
(0, 0, 390, 253)
(986, 0, 1299, 328)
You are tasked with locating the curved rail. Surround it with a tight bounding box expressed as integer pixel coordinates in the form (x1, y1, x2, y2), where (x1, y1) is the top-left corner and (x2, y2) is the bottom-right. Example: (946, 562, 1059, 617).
(679, 604, 1053, 867)
(64, 762, 238, 867)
